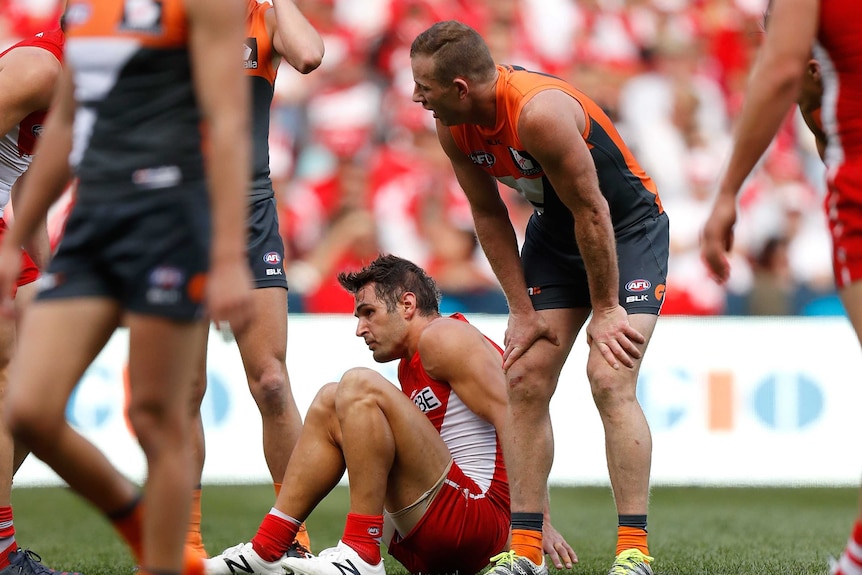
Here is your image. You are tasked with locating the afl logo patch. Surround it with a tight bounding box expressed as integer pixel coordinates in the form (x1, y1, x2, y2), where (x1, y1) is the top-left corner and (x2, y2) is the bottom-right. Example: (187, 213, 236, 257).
(31, 125, 44, 138)
(469, 151, 496, 167)
(263, 251, 281, 265)
(149, 266, 184, 289)
(625, 279, 651, 292)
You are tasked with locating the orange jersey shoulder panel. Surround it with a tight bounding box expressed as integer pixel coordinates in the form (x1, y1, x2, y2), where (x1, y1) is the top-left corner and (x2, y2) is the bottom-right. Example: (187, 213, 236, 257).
(65, 0, 187, 48)
(245, 0, 276, 84)
(449, 65, 661, 212)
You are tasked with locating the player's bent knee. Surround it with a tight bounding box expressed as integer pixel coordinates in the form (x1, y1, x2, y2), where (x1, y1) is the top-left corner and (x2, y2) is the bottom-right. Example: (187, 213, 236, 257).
(335, 367, 390, 411)
(308, 382, 339, 413)
(249, 368, 289, 412)
(587, 362, 638, 409)
(505, 364, 555, 404)
(5, 398, 61, 448)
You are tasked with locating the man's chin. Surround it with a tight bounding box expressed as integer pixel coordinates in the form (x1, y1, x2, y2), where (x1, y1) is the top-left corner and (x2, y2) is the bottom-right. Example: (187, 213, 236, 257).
(372, 350, 394, 363)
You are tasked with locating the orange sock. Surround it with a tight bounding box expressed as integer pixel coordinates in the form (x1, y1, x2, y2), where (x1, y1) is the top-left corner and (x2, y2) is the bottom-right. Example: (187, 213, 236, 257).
(183, 544, 205, 575)
(616, 526, 649, 556)
(109, 498, 144, 562)
(294, 522, 311, 551)
(186, 488, 206, 558)
(511, 529, 543, 566)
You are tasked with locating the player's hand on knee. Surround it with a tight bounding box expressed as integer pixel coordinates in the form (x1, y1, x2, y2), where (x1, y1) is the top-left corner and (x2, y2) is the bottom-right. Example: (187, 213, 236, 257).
(586, 305, 644, 370)
(503, 310, 559, 371)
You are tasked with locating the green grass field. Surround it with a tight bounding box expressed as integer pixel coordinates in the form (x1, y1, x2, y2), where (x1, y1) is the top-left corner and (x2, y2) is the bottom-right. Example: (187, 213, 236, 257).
(9, 484, 855, 575)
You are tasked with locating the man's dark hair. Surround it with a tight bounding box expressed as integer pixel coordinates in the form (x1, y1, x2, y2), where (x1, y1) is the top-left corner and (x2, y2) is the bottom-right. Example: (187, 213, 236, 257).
(410, 20, 496, 85)
(338, 254, 441, 316)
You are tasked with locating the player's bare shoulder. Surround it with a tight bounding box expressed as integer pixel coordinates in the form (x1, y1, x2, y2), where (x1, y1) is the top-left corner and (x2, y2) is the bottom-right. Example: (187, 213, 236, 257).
(418, 316, 490, 377)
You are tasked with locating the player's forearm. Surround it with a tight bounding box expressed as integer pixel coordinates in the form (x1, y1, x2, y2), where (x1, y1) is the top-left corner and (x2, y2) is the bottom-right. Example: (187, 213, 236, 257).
(472, 209, 532, 314)
(720, 54, 804, 196)
(7, 124, 71, 247)
(23, 219, 50, 270)
(573, 200, 619, 310)
(205, 117, 249, 264)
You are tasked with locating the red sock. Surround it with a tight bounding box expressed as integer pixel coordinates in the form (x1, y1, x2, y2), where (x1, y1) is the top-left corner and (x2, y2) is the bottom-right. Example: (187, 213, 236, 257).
(341, 513, 383, 566)
(852, 520, 862, 547)
(0, 506, 13, 541)
(0, 505, 15, 568)
(251, 512, 300, 562)
(837, 521, 862, 575)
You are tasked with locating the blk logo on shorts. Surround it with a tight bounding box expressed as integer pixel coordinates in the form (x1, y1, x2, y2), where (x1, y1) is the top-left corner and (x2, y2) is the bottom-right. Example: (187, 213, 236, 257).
(244, 38, 259, 70)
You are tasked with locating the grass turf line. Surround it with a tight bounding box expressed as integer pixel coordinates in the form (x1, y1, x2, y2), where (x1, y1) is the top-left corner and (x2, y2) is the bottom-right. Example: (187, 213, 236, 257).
(7, 485, 856, 575)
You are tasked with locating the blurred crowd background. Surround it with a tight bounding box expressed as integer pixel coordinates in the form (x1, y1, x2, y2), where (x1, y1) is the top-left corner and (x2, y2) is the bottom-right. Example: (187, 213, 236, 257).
(1, 0, 838, 317)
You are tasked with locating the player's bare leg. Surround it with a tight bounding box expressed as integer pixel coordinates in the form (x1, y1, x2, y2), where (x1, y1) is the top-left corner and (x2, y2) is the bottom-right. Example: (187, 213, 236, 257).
(587, 312, 657, 574)
(830, 281, 862, 575)
(491, 307, 583, 574)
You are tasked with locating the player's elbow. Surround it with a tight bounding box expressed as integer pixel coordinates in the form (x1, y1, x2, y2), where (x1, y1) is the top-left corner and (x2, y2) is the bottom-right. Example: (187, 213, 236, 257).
(292, 47, 324, 74)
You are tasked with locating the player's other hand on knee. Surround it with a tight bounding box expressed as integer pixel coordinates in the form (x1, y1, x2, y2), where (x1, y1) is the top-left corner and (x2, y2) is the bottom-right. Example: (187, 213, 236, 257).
(502, 310, 560, 371)
(586, 305, 644, 370)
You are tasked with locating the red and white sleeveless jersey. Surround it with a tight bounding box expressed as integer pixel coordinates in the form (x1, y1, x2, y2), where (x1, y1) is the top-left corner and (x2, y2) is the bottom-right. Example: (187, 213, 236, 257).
(815, 0, 862, 171)
(0, 28, 64, 216)
(396, 313, 508, 497)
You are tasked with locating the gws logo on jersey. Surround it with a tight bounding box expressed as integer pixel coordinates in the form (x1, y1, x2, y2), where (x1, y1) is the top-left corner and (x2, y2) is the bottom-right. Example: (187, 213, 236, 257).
(508, 147, 542, 176)
(244, 38, 259, 69)
(120, 0, 163, 34)
(263, 251, 281, 265)
(469, 151, 496, 167)
(625, 279, 651, 292)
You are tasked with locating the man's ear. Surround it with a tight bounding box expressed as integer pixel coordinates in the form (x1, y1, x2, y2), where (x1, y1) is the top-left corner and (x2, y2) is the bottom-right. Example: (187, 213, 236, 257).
(807, 59, 821, 82)
(401, 291, 418, 317)
(454, 77, 469, 99)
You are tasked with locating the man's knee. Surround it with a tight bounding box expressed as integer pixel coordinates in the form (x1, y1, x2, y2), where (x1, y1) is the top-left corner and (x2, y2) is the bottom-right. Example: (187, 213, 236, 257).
(587, 356, 639, 412)
(248, 360, 289, 412)
(334, 368, 389, 417)
(505, 357, 556, 406)
(5, 393, 62, 452)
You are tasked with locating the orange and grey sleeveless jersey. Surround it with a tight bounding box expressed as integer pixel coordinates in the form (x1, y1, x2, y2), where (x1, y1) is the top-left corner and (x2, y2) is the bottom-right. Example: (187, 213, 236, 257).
(449, 65, 663, 237)
(63, 0, 203, 201)
(245, 0, 277, 202)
